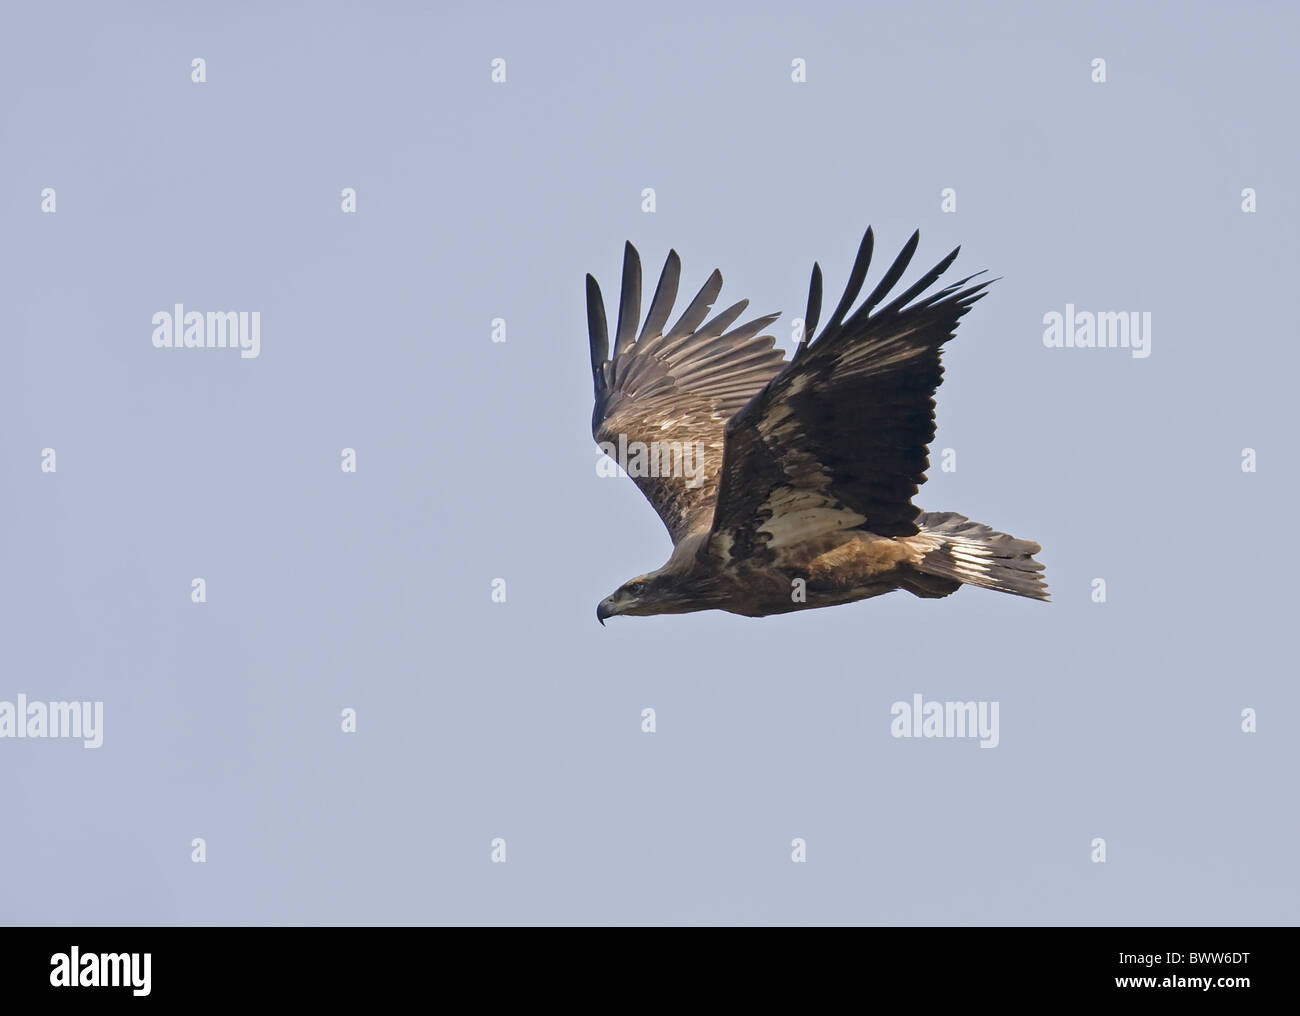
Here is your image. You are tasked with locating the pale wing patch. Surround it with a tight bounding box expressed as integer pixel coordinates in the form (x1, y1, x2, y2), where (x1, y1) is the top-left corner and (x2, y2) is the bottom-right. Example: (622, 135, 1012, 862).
(758, 487, 866, 549)
(903, 530, 943, 555)
(944, 534, 995, 578)
(709, 531, 735, 562)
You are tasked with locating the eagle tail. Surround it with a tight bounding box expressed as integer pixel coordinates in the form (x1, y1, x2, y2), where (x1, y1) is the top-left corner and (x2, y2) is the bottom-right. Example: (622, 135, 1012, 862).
(913, 512, 1049, 601)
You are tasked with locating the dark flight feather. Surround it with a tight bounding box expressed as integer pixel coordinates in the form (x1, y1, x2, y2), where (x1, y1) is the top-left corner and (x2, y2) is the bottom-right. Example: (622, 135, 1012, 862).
(612, 242, 641, 362)
(798, 262, 823, 361)
(639, 250, 681, 343)
(820, 226, 874, 339)
(585, 274, 608, 398)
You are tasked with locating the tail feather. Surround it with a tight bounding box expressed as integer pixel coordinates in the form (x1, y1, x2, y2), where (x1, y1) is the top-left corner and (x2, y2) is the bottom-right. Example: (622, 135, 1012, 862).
(913, 511, 1048, 601)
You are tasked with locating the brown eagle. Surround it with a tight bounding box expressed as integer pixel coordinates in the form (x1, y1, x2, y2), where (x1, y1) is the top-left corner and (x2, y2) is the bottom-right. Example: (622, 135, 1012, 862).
(587, 226, 1047, 623)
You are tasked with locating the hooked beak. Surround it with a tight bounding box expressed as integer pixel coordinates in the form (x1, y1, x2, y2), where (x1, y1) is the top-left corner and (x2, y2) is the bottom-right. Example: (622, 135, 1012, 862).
(596, 598, 616, 626)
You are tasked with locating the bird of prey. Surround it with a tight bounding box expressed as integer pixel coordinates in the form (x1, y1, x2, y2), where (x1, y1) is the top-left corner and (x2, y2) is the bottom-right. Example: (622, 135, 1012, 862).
(586, 226, 1047, 623)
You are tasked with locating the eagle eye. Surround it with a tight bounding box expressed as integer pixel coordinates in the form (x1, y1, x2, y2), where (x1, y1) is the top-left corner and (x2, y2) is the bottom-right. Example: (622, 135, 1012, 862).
(626, 580, 648, 596)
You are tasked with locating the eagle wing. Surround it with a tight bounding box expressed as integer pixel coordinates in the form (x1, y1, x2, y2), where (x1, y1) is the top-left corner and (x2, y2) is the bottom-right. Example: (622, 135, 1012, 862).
(588, 242, 787, 544)
(709, 228, 993, 560)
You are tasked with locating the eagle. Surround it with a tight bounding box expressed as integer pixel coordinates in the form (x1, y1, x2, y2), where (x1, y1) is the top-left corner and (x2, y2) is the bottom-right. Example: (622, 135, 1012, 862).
(586, 226, 1047, 623)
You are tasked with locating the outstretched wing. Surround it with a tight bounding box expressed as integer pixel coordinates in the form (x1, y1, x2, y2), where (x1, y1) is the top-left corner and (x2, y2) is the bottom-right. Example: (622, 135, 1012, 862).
(588, 242, 787, 544)
(709, 227, 993, 560)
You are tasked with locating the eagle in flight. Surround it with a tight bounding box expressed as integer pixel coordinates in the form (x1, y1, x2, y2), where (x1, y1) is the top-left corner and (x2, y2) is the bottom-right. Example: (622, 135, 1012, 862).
(586, 226, 1047, 623)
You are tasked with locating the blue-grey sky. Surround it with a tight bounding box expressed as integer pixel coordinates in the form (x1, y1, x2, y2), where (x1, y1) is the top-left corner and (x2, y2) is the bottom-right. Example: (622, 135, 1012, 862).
(1, 0, 1296, 925)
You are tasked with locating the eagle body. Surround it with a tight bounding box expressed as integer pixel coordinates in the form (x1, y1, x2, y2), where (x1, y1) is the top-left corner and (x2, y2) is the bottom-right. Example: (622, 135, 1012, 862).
(586, 227, 1047, 622)
(637, 531, 929, 619)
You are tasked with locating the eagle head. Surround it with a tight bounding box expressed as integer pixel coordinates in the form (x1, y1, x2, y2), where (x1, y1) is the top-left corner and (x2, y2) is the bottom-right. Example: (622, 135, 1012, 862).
(596, 572, 681, 624)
